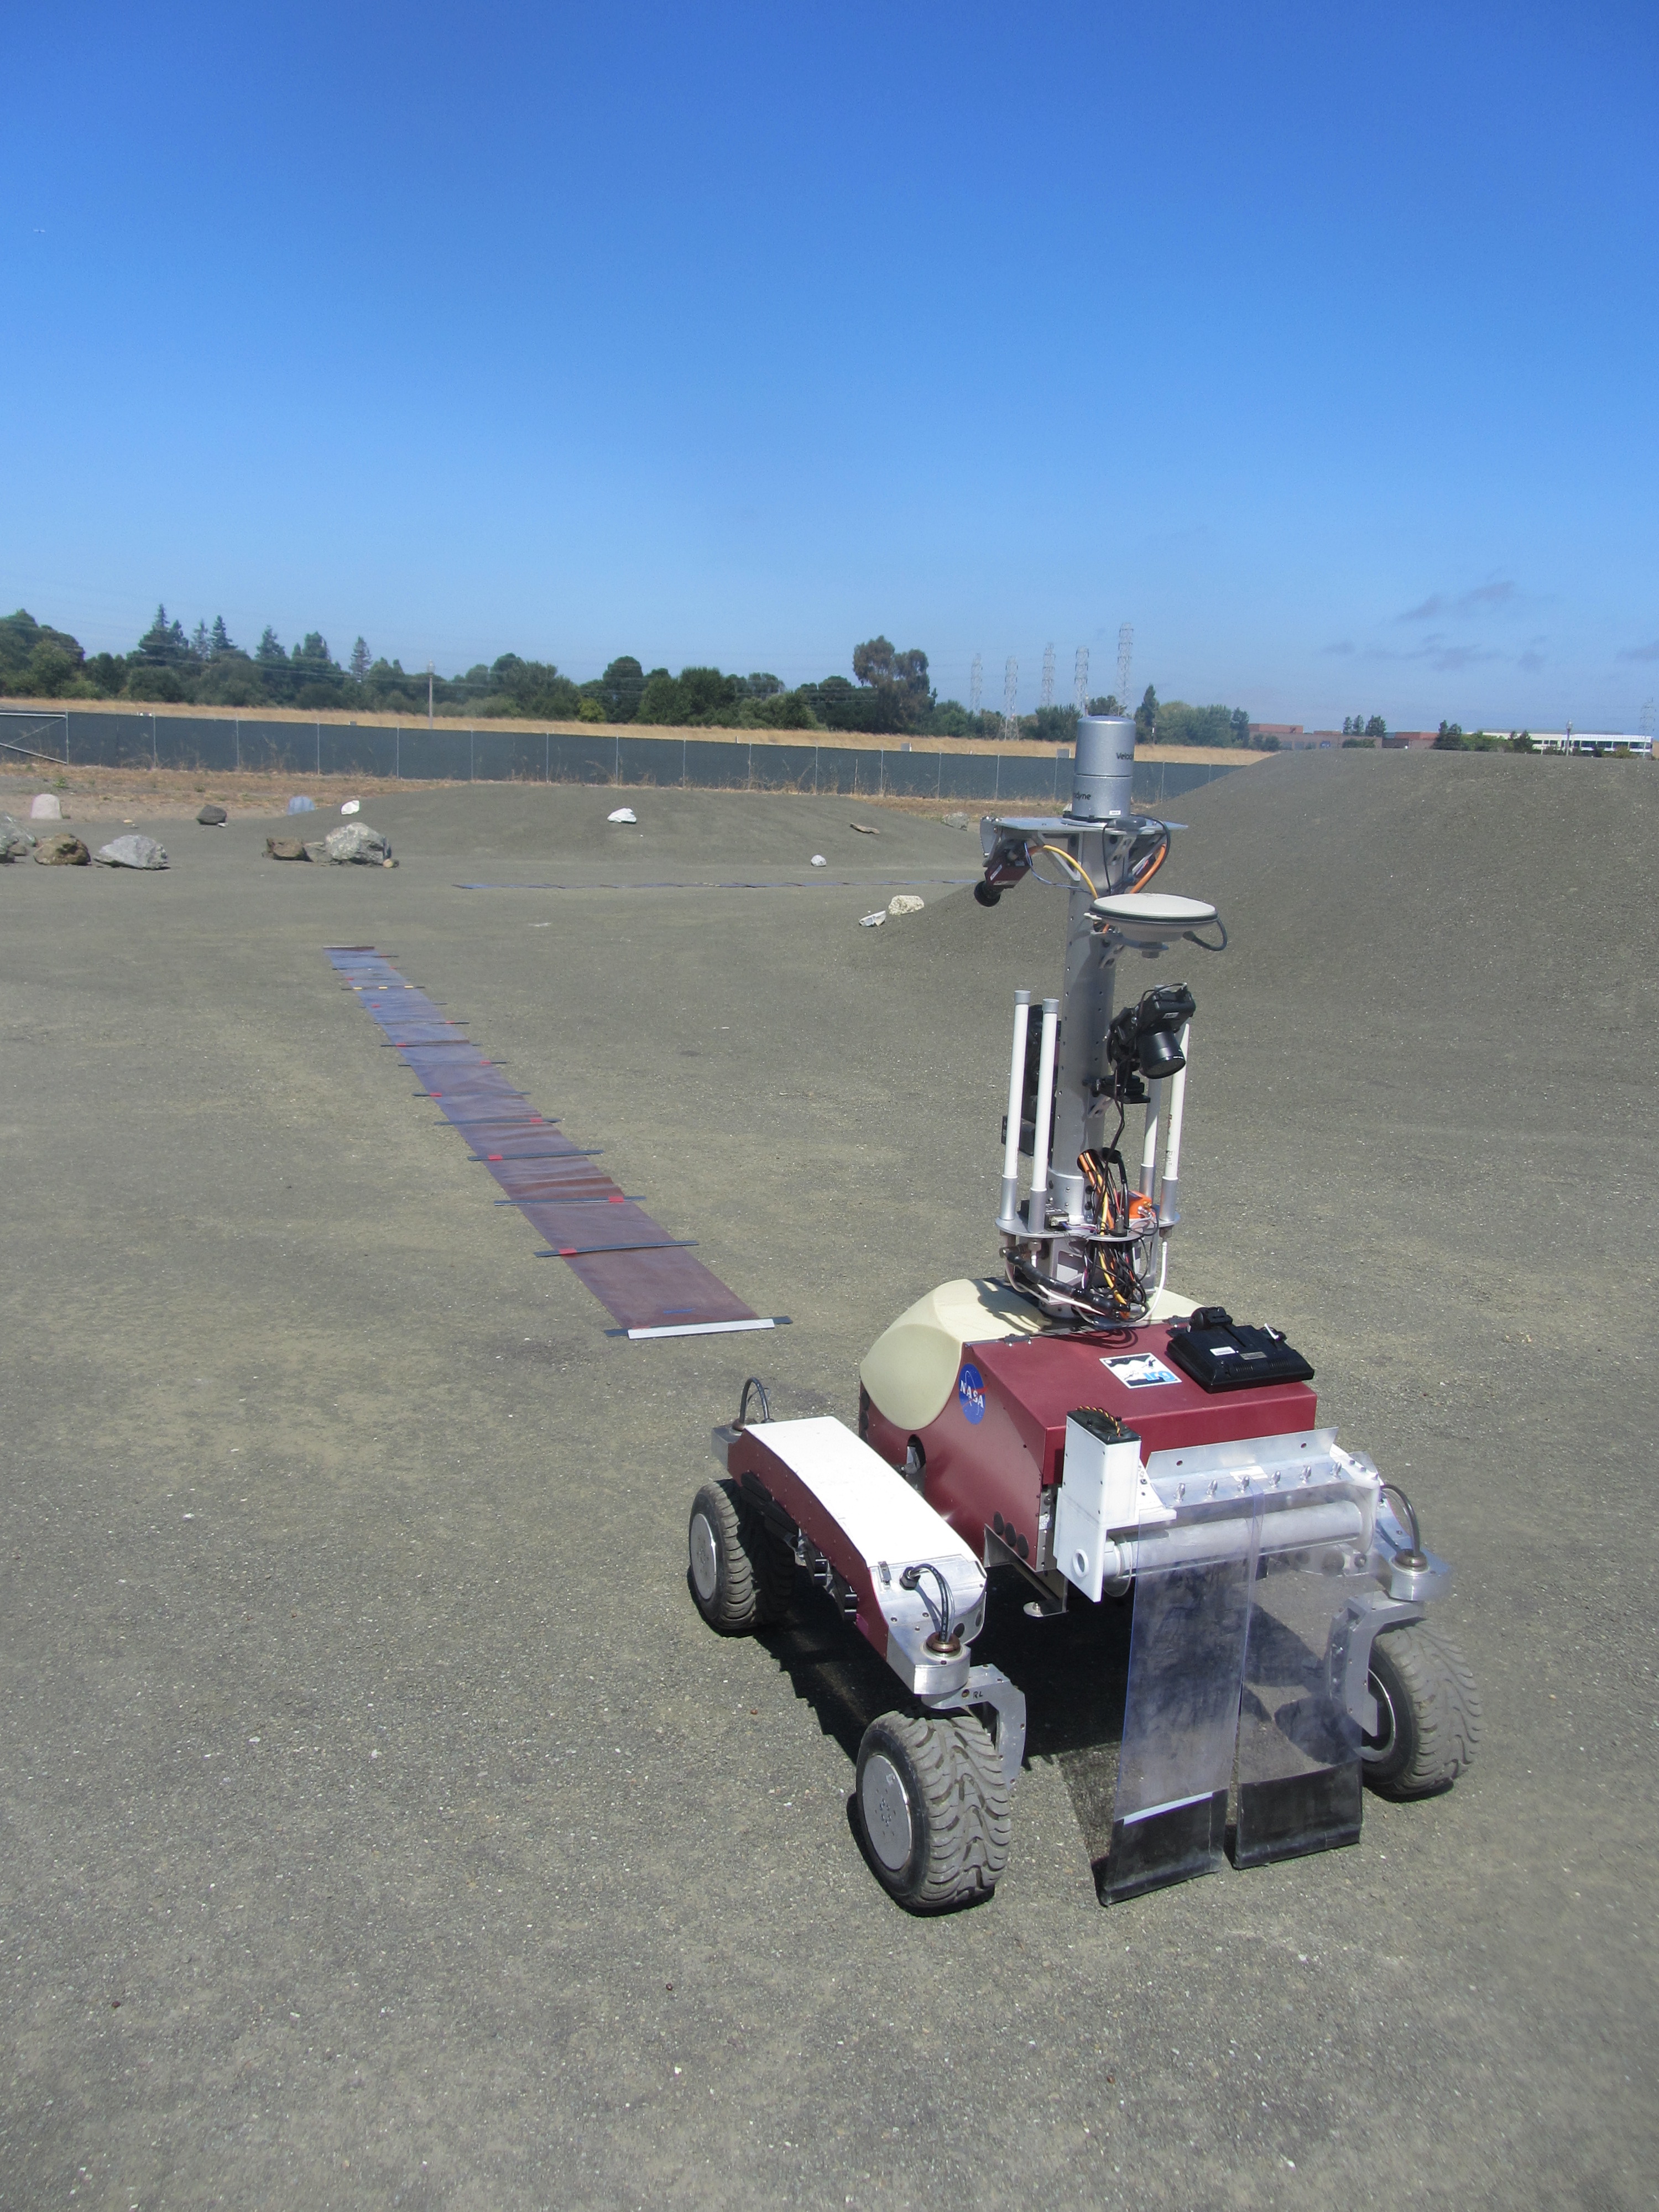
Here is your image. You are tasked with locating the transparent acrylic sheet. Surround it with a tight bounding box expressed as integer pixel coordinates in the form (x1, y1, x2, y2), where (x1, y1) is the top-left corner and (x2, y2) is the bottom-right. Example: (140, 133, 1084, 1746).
(1098, 1501, 1261, 1904)
(1232, 1501, 1366, 1869)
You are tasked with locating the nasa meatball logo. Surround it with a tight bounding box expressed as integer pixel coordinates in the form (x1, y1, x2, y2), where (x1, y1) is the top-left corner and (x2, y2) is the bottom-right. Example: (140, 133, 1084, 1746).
(957, 1363, 986, 1424)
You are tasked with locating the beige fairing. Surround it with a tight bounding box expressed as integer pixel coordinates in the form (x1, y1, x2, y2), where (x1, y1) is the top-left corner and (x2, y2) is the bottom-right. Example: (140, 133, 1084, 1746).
(860, 1275, 1202, 1436)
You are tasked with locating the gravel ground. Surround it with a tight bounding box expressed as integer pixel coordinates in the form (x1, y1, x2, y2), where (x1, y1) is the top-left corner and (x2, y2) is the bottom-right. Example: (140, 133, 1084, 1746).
(1, 755, 1653, 2210)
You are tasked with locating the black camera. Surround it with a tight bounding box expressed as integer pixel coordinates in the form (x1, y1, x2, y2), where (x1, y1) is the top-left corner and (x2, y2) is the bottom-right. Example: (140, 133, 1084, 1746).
(1104, 983, 1195, 1100)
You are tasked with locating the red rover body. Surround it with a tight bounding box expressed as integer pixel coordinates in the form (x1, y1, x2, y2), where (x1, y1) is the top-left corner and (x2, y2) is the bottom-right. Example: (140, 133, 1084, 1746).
(860, 1321, 1318, 1580)
(687, 712, 1479, 1914)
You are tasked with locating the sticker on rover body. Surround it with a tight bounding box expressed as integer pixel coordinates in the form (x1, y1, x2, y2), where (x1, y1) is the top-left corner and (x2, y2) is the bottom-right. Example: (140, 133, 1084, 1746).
(1102, 1352, 1180, 1388)
(957, 1363, 987, 1423)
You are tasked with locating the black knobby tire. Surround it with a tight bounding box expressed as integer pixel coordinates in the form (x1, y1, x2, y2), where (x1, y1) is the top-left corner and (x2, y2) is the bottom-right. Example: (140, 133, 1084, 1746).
(687, 1479, 794, 1635)
(854, 1710, 1010, 1910)
(1363, 1621, 1481, 1798)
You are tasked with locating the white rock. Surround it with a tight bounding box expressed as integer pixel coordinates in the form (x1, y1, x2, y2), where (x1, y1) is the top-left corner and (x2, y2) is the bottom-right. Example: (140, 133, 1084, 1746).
(858, 909, 886, 928)
(340, 797, 361, 815)
(888, 894, 925, 916)
(810, 854, 827, 867)
(93, 833, 168, 869)
(29, 792, 61, 821)
(607, 806, 638, 823)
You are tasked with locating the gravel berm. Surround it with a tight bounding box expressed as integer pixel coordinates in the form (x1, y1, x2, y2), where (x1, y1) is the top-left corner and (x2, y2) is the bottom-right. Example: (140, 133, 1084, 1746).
(1, 754, 1652, 2208)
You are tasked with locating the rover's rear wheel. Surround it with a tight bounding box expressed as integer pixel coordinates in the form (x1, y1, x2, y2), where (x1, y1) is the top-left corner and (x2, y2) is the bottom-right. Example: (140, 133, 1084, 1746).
(855, 1710, 1009, 1910)
(687, 1479, 794, 1635)
(1363, 1621, 1481, 1798)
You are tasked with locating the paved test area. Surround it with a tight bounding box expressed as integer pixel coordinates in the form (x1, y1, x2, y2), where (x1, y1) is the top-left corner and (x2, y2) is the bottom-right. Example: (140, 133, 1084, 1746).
(1, 756, 1653, 2208)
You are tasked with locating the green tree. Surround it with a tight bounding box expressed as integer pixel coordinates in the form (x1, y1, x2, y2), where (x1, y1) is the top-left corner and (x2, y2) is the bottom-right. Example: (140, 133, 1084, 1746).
(210, 615, 236, 659)
(1024, 704, 1078, 747)
(348, 637, 372, 681)
(599, 655, 645, 723)
(1135, 685, 1159, 743)
(1434, 721, 1465, 749)
(1365, 714, 1386, 739)
(634, 669, 683, 724)
(850, 636, 932, 733)
(135, 604, 190, 668)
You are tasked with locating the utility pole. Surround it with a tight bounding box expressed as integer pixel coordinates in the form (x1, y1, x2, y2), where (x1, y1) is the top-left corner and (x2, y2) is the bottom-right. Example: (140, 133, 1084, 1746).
(1073, 646, 1089, 713)
(427, 661, 435, 727)
(1116, 624, 1134, 713)
(1039, 643, 1056, 710)
(969, 654, 983, 716)
(1001, 657, 1020, 743)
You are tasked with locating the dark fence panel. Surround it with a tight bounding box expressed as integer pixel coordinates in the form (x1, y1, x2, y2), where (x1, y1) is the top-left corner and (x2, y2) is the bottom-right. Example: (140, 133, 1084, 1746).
(617, 733, 683, 787)
(551, 731, 618, 783)
(65, 710, 149, 766)
(394, 727, 472, 782)
(684, 738, 739, 788)
(153, 716, 236, 771)
(473, 729, 546, 781)
(751, 742, 818, 791)
(988, 750, 1065, 802)
(232, 718, 311, 775)
(320, 726, 399, 779)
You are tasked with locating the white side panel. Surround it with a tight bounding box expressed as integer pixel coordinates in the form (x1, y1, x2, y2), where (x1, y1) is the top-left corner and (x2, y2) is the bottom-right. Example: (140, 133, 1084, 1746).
(747, 1418, 979, 1575)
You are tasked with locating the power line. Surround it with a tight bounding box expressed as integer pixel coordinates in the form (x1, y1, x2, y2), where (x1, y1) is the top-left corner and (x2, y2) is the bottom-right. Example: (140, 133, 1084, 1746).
(1039, 643, 1055, 710)
(1073, 646, 1089, 713)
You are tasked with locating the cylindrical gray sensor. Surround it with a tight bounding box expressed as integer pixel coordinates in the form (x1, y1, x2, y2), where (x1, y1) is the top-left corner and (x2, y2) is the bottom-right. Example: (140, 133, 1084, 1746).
(1071, 714, 1135, 821)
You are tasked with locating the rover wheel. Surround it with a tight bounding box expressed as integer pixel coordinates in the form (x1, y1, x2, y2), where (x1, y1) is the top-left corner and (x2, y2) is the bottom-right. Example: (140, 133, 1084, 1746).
(687, 1479, 793, 1635)
(1362, 1621, 1481, 1798)
(854, 1710, 1010, 1910)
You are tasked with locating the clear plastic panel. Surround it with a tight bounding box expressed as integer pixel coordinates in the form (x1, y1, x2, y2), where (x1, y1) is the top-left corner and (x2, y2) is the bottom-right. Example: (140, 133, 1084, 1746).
(1232, 1513, 1366, 1869)
(1098, 1504, 1261, 1904)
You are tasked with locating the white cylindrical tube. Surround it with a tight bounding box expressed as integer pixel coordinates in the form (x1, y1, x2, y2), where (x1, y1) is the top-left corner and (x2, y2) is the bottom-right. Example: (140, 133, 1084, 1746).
(1159, 1024, 1191, 1226)
(997, 989, 1032, 1232)
(1025, 996, 1060, 1234)
(1139, 1081, 1162, 1198)
(1097, 1495, 1363, 1580)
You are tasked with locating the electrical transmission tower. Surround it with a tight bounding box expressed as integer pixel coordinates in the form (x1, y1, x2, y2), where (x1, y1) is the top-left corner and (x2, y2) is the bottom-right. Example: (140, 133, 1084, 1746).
(1040, 643, 1056, 709)
(1002, 657, 1020, 741)
(1643, 697, 1656, 742)
(1073, 646, 1089, 712)
(1116, 624, 1134, 712)
(969, 654, 983, 715)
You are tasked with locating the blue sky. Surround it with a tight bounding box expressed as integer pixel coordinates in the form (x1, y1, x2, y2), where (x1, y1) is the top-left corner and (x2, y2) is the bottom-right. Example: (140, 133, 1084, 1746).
(4, 2, 1656, 730)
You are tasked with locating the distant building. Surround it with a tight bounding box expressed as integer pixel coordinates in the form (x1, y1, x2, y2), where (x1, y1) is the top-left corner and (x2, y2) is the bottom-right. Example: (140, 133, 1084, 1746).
(1248, 723, 1303, 743)
(1531, 732, 1653, 757)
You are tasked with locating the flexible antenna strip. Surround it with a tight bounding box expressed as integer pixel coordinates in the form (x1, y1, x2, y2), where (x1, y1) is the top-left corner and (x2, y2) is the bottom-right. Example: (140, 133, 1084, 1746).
(324, 947, 785, 1340)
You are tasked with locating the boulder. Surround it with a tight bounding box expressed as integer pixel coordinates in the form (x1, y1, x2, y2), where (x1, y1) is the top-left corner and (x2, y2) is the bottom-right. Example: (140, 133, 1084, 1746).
(29, 792, 62, 821)
(265, 837, 311, 860)
(197, 804, 228, 825)
(888, 894, 926, 916)
(324, 821, 391, 863)
(94, 833, 169, 869)
(0, 814, 36, 860)
(33, 832, 91, 865)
